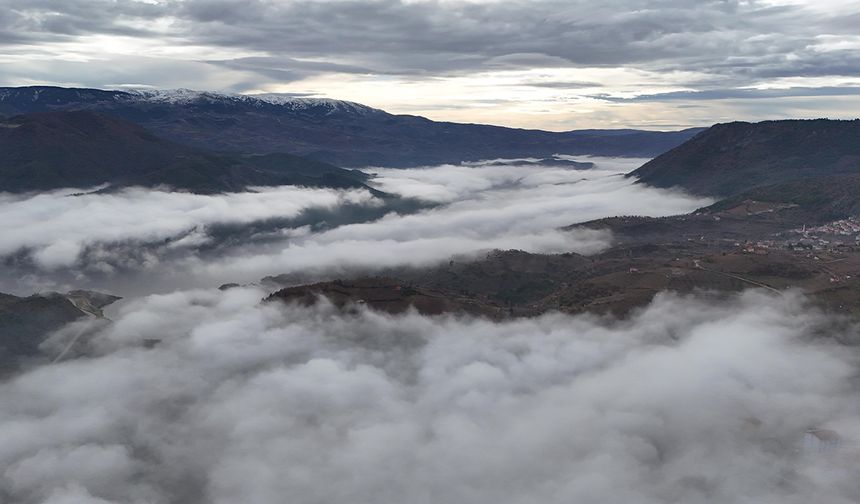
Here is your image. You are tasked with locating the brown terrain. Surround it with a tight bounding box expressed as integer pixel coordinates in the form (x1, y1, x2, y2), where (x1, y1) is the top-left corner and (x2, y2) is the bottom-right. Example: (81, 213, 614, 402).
(267, 194, 860, 318)
(266, 277, 508, 318)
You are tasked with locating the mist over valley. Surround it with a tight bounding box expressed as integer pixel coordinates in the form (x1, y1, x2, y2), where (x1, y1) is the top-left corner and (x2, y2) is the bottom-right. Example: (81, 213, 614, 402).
(3, 1, 860, 501)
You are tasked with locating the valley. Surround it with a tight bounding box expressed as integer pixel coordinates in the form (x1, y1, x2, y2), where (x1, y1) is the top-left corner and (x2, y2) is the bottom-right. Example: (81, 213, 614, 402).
(4, 111, 860, 346)
(4, 3, 860, 502)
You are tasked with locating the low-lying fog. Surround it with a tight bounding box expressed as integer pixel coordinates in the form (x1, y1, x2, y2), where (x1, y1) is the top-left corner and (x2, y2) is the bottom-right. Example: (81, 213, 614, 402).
(3, 157, 859, 504)
(0, 157, 710, 296)
(3, 289, 858, 503)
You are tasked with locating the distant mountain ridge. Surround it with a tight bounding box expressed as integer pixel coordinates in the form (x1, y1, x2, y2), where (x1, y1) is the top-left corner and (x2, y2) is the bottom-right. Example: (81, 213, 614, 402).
(0, 86, 704, 167)
(0, 110, 372, 193)
(122, 88, 382, 116)
(628, 119, 860, 197)
(0, 87, 381, 114)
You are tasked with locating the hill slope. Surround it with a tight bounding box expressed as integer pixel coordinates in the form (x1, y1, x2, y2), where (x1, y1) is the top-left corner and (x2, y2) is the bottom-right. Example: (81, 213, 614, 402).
(0, 111, 371, 193)
(0, 86, 703, 167)
(703, 172, 860, 221)
(0, 290, 119, 371)
(628, 119, 860, 197)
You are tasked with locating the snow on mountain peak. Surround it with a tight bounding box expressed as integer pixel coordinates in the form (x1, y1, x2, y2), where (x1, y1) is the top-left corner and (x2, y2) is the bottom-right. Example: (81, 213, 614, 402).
(126, 88, 381, 115)
(127, 88, 219, 104)
(248, 94, 380, 115)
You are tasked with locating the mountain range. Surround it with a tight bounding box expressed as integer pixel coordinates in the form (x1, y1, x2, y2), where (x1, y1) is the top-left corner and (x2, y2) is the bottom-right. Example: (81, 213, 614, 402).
(0, 86, 703, 167)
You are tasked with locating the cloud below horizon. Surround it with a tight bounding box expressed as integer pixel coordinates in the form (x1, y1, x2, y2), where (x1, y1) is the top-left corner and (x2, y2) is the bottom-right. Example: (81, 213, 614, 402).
(0, 158, 711, 296)
(0, 184, 377, 269)
(2, 288, 858, 503)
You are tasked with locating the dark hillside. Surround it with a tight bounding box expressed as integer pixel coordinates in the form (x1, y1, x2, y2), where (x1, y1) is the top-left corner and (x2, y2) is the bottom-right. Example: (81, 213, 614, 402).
(629, 119, 860, 197)
(0, 111, 371, 193)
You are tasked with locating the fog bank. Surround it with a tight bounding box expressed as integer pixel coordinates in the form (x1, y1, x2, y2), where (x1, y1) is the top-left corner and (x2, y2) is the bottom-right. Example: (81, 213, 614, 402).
(1, 289, 858, 503)
(0, 158, 710, 295)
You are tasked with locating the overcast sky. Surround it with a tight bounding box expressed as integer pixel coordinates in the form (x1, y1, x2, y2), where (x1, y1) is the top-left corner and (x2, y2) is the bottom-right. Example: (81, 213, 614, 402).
(1, 0, 860, 129)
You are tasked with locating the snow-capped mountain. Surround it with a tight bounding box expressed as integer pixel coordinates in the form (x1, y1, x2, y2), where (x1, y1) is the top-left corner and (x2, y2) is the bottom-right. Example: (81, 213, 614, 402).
(125, 88, 382, 116)
(0, 85, 703, 167)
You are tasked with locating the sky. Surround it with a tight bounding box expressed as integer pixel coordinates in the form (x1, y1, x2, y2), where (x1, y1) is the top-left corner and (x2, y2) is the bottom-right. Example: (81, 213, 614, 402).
(1, 0, 860, 130)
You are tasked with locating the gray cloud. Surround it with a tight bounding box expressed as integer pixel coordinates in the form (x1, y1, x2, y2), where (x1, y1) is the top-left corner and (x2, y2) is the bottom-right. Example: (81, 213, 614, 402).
(176, 0, 860, 88)
(1, 0, 165, 39)
(2, 288, 858, 503)
(1, 0, 859, 89)
(524, 80, 604, 89)
(210, 56, 377, 82)
(599, 86, 860, 102)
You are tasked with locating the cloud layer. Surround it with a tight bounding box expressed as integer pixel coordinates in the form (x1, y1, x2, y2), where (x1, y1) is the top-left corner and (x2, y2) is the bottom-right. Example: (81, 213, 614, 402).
(3, 0, 858, 82)
(2, 288, 858, 503)
(0, 158, 710, 295)
(1, 0, 859, 128)
(0, 185, 376, 269)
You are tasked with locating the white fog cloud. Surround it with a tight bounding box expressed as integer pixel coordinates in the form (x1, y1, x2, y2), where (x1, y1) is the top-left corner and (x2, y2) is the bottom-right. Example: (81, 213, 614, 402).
(2, 288, 858, 503)
(184, 158, 710, 286)
(0, 158, 710, 295)
(0, 185, 377, 269)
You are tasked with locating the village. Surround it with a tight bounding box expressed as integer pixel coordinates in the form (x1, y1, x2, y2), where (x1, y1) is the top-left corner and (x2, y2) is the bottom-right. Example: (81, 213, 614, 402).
(728, 217, 860, 286)
(782, 216, 860, 251)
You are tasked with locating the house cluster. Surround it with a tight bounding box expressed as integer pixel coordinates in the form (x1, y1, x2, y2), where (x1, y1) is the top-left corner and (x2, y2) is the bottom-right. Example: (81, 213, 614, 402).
(806, 216, 860, 236)
(740, 240, 774, 255)
(786, 217, 860, 251)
